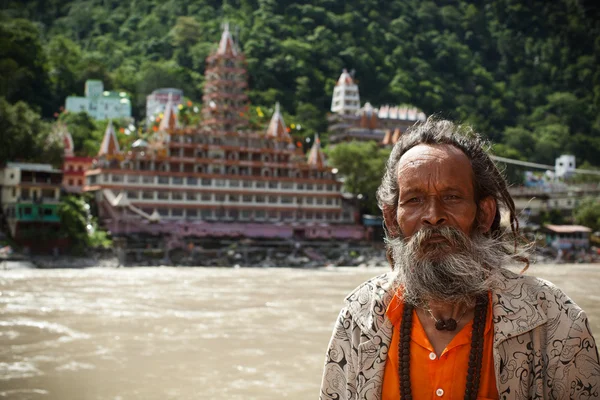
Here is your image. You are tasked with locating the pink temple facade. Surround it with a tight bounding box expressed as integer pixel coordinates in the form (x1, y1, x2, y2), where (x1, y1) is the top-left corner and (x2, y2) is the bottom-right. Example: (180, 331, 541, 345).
(84, 26, 364, 245)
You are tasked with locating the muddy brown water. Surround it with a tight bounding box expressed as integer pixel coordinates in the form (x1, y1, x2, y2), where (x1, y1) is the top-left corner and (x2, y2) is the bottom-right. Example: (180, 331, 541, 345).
(1, 264, 599, 399)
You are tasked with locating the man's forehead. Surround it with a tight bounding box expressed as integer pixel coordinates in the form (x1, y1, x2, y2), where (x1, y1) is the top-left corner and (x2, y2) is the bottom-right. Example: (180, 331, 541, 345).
(396, 144, 474, 186)
(397, 144, 470, 170)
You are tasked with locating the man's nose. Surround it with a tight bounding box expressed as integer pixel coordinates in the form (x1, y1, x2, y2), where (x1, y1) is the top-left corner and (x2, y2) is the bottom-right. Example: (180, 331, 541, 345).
(421, 197, 447, 226)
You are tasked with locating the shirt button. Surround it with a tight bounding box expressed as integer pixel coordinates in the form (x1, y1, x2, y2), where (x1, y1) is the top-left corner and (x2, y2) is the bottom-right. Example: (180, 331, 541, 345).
(429, 352, 437, 360)
(436, 388, 444, 397)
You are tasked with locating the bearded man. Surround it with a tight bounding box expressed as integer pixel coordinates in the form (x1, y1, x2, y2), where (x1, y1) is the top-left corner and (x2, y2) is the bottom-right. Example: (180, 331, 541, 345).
(320, 119, 600, 399)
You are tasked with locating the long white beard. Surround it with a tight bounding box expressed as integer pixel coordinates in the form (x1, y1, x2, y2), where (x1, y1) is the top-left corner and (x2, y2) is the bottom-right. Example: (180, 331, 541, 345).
(388, 226, 513, 307)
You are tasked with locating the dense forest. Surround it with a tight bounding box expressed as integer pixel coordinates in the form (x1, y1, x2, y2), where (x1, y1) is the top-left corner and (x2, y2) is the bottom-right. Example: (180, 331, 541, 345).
(1, 0, 600, 170)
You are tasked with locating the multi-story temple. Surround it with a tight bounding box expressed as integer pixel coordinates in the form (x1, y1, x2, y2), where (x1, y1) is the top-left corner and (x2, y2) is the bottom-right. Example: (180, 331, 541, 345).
(328, 69, 427, 146)
(84, 25, 363, 247)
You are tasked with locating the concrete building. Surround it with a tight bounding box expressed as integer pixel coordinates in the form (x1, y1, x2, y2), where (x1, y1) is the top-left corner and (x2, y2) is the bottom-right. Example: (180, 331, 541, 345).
(65, 80, 132, 121)
(542, 225, 592, 250)
(327, 69, 426, 146)
(84, 25, 364, 249)
(0, 163, 64, 251)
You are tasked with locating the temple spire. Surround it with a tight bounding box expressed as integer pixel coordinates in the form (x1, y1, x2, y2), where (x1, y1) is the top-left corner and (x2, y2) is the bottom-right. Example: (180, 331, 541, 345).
(218, 21, 238, 56)
(307, 134, 327, 168)
(266, 102, 292, 142)
(159, 92, 179, 131)
(98, 120, 120, 157)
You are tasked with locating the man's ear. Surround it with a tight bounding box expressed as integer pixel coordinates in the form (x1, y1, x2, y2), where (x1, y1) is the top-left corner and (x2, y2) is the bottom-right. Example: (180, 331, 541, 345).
(382, 204, 400, 237)
(477, 196, 497, 234)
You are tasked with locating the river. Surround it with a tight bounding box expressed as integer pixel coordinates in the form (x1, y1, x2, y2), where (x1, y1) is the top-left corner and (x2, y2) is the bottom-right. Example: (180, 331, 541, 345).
(1, 264, 599, 399)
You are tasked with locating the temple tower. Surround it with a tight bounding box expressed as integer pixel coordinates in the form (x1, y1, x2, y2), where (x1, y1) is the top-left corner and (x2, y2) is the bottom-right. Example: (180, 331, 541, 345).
(202, 23, 249, 133)
(330, 69, 360, 115)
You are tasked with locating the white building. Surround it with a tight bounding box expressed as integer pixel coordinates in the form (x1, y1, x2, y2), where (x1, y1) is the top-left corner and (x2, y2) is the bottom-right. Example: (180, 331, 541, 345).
(330, 69, 360, 115)
(65, 80, 132, 121)
(146, 88, 183, 126)
(555, 155, 576, 179)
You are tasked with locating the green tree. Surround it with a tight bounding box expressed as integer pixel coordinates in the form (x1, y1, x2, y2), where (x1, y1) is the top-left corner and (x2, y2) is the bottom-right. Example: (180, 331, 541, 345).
(0, 97, 61, 165)
(573, 197, 600, 232)
(326, 141, 390, 214)
(59, 194, 112, 253)
(0, 18, 53, 116)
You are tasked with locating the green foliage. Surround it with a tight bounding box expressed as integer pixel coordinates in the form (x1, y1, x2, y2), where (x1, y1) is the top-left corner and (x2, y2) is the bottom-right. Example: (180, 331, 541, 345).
(539, 209, 565, 226)
(0, 97, 62, 165)
(573, 197, 600, 232)
(0, 17, 53, 116)
(0, 0, 599, 174)
(59, 195, 112, 253)
(326, 141, 390, 214)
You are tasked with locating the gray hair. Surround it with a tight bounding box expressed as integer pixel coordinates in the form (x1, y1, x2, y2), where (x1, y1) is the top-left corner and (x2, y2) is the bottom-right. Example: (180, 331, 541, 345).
(376, 117, 528, 267)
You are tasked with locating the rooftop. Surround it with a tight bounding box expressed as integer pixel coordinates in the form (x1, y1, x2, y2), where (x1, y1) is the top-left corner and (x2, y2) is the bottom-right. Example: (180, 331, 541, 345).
(544, 224, 592, 233)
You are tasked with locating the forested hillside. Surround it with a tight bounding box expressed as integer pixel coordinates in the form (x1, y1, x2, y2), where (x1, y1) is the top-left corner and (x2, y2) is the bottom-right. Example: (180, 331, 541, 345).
(1, 0, 600, 168)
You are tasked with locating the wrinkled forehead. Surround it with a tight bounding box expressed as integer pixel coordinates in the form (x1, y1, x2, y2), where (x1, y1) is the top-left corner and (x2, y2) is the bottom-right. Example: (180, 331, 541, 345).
(396, 144, 475, 192)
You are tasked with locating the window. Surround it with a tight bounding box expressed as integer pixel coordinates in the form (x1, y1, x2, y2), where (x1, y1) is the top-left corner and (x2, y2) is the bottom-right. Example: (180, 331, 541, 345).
(255, 181, 266, 188)
(281, 182, 294, 189)
(215, 179, 226, 187)
(255, 195, 265, 203)
(186, 192, 197, 201)
(243, 195, 253, 203)
(201, 178, 212, 186)
(215, 194, 226, 202)
(201, 209, 212, 219)
(157, 191, 169, 200)
(42, 189, 55, 199)
(268, 196, 278, 204)
(187, 209, 198, 218)
(255, 210, 265, 219)
(172, 192, 183, 201)
(172, 177, 183, 185)
(305, 197, 314, 205)
(281, 196, 293, 204)
(306, 184, 313, 190)
(268, 210, 278, 220)
(143, 191, 154, 200)
(158, 208, 169, 216)
(201, 193, 212, 201)
(88, 175, 97, 184)
(242, 180, 253, 188)
(230, 180, 239, 187)
(327, 184, 333, 191)
(142, 176, 154, 184)
(241, 210, 251, 219)
(229, 194, 238, 202)
(187, 177, 197, 185)
(316, 198, 324, 205)
(158, 176, 169, 184)
(316, 184, 323, 191)
(127, 191, 138, 199)
(268, 181, 278, 189)
(297, 183, 304, 190)
(171, 209, 183, 217)
(44, 208, 53, 216)
(326, 198, 333, 205)
(127, 175, 139, 183)
(111, 174, 123, 183)
(68, 179, 74, 186)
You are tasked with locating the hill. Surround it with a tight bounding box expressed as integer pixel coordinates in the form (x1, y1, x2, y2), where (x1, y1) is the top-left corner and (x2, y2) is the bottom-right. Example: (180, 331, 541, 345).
(1, 0, 600, 167)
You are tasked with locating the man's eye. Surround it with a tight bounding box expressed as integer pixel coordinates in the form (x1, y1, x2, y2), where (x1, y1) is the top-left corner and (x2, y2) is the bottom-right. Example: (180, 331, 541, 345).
(407, 197, 422, 203)
(444, 195, 460, 201)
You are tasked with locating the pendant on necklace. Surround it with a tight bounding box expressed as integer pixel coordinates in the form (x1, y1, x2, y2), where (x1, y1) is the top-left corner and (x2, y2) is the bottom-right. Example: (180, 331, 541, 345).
(435, 318, 457, 331)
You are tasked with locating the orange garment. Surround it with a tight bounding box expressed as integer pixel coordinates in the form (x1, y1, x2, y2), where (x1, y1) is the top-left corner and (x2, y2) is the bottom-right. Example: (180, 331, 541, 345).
(382, 292, 498, 400)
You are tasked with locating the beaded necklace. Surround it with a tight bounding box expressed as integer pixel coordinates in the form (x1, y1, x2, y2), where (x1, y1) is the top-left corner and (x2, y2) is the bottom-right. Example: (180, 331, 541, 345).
(398, 294, 489, 400)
